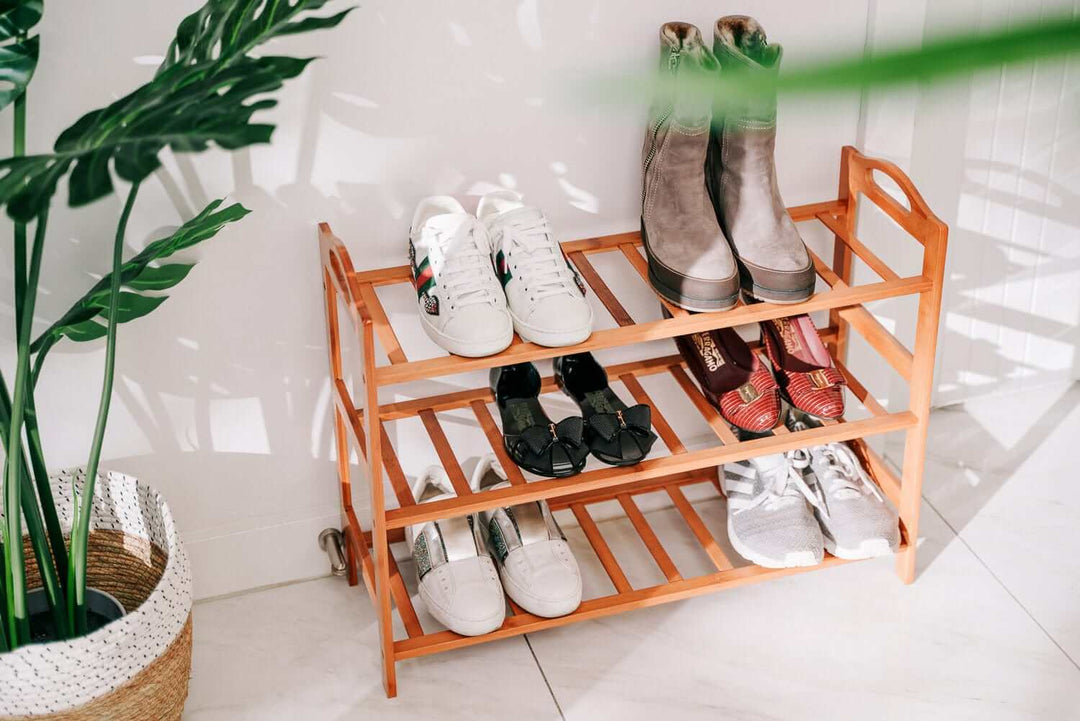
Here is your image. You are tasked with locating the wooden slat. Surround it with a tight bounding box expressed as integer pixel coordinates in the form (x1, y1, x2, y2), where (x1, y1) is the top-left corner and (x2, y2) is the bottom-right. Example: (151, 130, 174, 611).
(560, 230, 643, 256)
(834, 358, 888, 417)
(807, 249, 914, 381)
(667, 365, 740, 445)
(350, 264, 412, 287)
(374, 274, 921, 386)
(617, 494, 682, 582)
(334, 379, 366, 454)
(568, 250, 634, 327)
(619, 373, 686, 454)
(617, 243, 689, 318)
(385, 411, 917, 529)
(377, 353, 687, 420)
(380, 424, 416, 507)
(817, 211, 900, 282)
(549, 469, 713, 510)
(393, 536, 908, 660)
(418, 410, 472, 496)
(667, 486, 733, 571)
(387, 551, 424, 639)
(838, 306, 914, 381)
(790, 199, 848, 223)
(358, 283, 408, 364)
(571, 504, 633, 593)
(470, 400, 526, 486)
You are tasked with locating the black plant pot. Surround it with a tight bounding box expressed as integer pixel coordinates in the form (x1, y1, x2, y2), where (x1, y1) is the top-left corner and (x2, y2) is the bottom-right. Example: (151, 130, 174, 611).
(27, 586, 125, 642)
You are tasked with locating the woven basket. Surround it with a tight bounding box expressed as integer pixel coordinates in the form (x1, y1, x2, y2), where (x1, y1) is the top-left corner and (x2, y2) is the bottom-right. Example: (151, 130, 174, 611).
(0, 469, 193, 720)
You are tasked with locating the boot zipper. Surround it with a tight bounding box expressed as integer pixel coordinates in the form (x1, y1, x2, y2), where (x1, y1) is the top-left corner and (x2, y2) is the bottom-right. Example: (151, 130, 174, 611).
(641, 48, 681, 204)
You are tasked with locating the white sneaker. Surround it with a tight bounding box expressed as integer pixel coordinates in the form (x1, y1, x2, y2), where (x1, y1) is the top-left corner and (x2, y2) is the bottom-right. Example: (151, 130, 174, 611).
(405, 466, 506, 636)
(471, 454, 582, 617)
(723, 452, 824, 568)
(409, 196, 513, 357)
(800, 437, 900, 559)
(477, 190, 593, 347)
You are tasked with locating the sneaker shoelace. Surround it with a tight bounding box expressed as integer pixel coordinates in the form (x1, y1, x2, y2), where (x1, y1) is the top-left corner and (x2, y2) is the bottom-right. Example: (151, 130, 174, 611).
(734, 450, 824, 515)
(497, 210, 574, 301)
(807, 442, 884, 519)
(433, 218, 499, 310)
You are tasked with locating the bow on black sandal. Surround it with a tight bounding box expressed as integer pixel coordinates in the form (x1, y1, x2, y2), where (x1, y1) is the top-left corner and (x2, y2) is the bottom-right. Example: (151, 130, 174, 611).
(553, 352, 657, 466)
(490, 362, 589, 478)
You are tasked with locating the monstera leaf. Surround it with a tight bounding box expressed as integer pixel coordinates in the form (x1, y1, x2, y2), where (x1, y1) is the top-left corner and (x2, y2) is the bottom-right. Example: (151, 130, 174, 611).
(0, 0, 353, 222)
(30, 199, 250, 362)
(0, 0, 42, 111)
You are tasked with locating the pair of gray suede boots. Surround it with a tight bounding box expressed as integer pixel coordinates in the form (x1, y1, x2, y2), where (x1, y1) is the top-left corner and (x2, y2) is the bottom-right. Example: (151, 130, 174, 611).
(642, 16, 813, 311)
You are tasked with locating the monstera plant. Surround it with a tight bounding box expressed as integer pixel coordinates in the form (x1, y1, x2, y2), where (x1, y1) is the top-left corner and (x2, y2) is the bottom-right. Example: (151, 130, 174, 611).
(0, 0, 351, 651)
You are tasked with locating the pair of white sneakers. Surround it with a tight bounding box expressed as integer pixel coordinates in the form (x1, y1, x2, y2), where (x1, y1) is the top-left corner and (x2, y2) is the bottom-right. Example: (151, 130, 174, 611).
(405, 454, 583, 636)
(408, 191, 594, 357)
(723, 433, 900, 569)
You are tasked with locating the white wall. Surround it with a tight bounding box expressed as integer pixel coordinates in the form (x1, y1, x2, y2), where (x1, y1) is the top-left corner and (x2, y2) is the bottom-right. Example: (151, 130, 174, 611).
(3, 0, 1074, 598)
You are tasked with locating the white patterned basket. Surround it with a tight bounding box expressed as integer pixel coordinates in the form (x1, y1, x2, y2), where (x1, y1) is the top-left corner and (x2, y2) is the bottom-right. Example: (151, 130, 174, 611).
(0, 469, 193, 718)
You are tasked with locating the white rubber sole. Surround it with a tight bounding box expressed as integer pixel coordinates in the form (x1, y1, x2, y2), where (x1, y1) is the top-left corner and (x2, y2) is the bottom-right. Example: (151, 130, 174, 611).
(510, 308, 593, 348)
(419, 312, 513, 358)
(727, 517, 823, 569)
(823, 535, 898, 561)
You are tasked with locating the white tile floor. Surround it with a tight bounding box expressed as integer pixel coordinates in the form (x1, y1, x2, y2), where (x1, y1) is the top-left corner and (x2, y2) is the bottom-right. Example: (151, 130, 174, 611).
(183, 384, 1080, 721)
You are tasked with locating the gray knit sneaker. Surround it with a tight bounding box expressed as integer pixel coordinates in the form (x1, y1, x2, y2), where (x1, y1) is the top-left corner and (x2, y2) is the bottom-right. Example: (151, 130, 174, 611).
(723, 452, 824, 568)
(791, 421, 901, 560)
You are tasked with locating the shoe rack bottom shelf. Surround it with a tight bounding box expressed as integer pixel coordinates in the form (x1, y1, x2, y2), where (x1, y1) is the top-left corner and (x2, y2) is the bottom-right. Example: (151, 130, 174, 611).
(344, 456, 909, 661)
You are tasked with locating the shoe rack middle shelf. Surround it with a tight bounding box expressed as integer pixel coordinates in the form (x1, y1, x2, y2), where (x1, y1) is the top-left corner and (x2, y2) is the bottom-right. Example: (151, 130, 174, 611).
(337, 348, 913, 530)
(319, 145, 948, 697)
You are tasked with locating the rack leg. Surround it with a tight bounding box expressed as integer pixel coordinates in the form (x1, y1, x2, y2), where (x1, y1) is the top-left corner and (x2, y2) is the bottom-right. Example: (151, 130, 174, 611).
(343, 522, 359, 587)
(828, 146, 857, 362)
(895, 223, 948, 584)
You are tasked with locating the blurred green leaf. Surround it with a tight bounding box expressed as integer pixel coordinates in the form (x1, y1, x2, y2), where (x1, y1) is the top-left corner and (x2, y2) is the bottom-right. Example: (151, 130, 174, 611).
(589, 14, 1080, 109)
(31, 199, 250, 353)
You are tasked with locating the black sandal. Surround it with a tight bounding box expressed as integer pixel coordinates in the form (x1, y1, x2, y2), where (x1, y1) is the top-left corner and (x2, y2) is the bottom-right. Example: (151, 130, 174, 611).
(490, 362, 589, 478)
(553, 352, 657, 466)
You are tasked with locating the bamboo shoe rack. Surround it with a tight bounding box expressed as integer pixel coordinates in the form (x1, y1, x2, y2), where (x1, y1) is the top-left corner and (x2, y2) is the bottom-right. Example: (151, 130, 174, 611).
(318, 146, 948, 697)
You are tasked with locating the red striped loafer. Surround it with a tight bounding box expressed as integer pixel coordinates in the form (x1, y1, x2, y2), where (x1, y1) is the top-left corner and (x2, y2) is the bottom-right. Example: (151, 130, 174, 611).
(760, 315, 845, 420)
(673, 323, 782, 433)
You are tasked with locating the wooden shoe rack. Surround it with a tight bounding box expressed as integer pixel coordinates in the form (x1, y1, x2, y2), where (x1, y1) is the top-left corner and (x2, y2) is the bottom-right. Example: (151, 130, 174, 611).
(318, 146, 947, 697)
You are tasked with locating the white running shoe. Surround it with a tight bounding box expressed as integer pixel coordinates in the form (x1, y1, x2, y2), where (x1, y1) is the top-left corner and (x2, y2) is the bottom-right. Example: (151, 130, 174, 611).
(477, 190, 593, 347)
(470, 454, 582, 618)
(723, 452, 824, 568)
(794, 429, 900, 560)
(405, 466, 506, 636)
(409, 197, 513, 358)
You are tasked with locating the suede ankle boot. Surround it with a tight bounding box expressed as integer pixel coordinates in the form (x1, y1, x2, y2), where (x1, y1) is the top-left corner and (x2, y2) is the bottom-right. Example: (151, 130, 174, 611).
(641, 22, 739, 312)
(707, 16, 815, 304)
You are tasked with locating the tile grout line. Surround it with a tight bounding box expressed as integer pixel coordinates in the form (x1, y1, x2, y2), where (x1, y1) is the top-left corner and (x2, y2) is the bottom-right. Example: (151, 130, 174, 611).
(523, 634, 567, 721)
(923, 495, 1080, 673)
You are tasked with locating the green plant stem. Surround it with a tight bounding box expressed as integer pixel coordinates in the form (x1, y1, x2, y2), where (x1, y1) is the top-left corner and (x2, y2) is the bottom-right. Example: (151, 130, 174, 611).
(0, 372, 68, 639)
(0, 547, 8, 652)
(22, 388, 67, 590)
(68, 181, 140, 634)
(3, 208, 46, 647)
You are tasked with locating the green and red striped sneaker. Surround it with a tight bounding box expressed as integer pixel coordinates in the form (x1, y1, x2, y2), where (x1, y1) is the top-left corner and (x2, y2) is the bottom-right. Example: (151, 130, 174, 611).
(408, 196, 513, 358)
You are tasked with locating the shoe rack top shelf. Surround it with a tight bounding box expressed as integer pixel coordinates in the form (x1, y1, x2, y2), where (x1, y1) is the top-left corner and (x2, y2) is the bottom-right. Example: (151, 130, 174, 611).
(321, 150, 942, 389)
